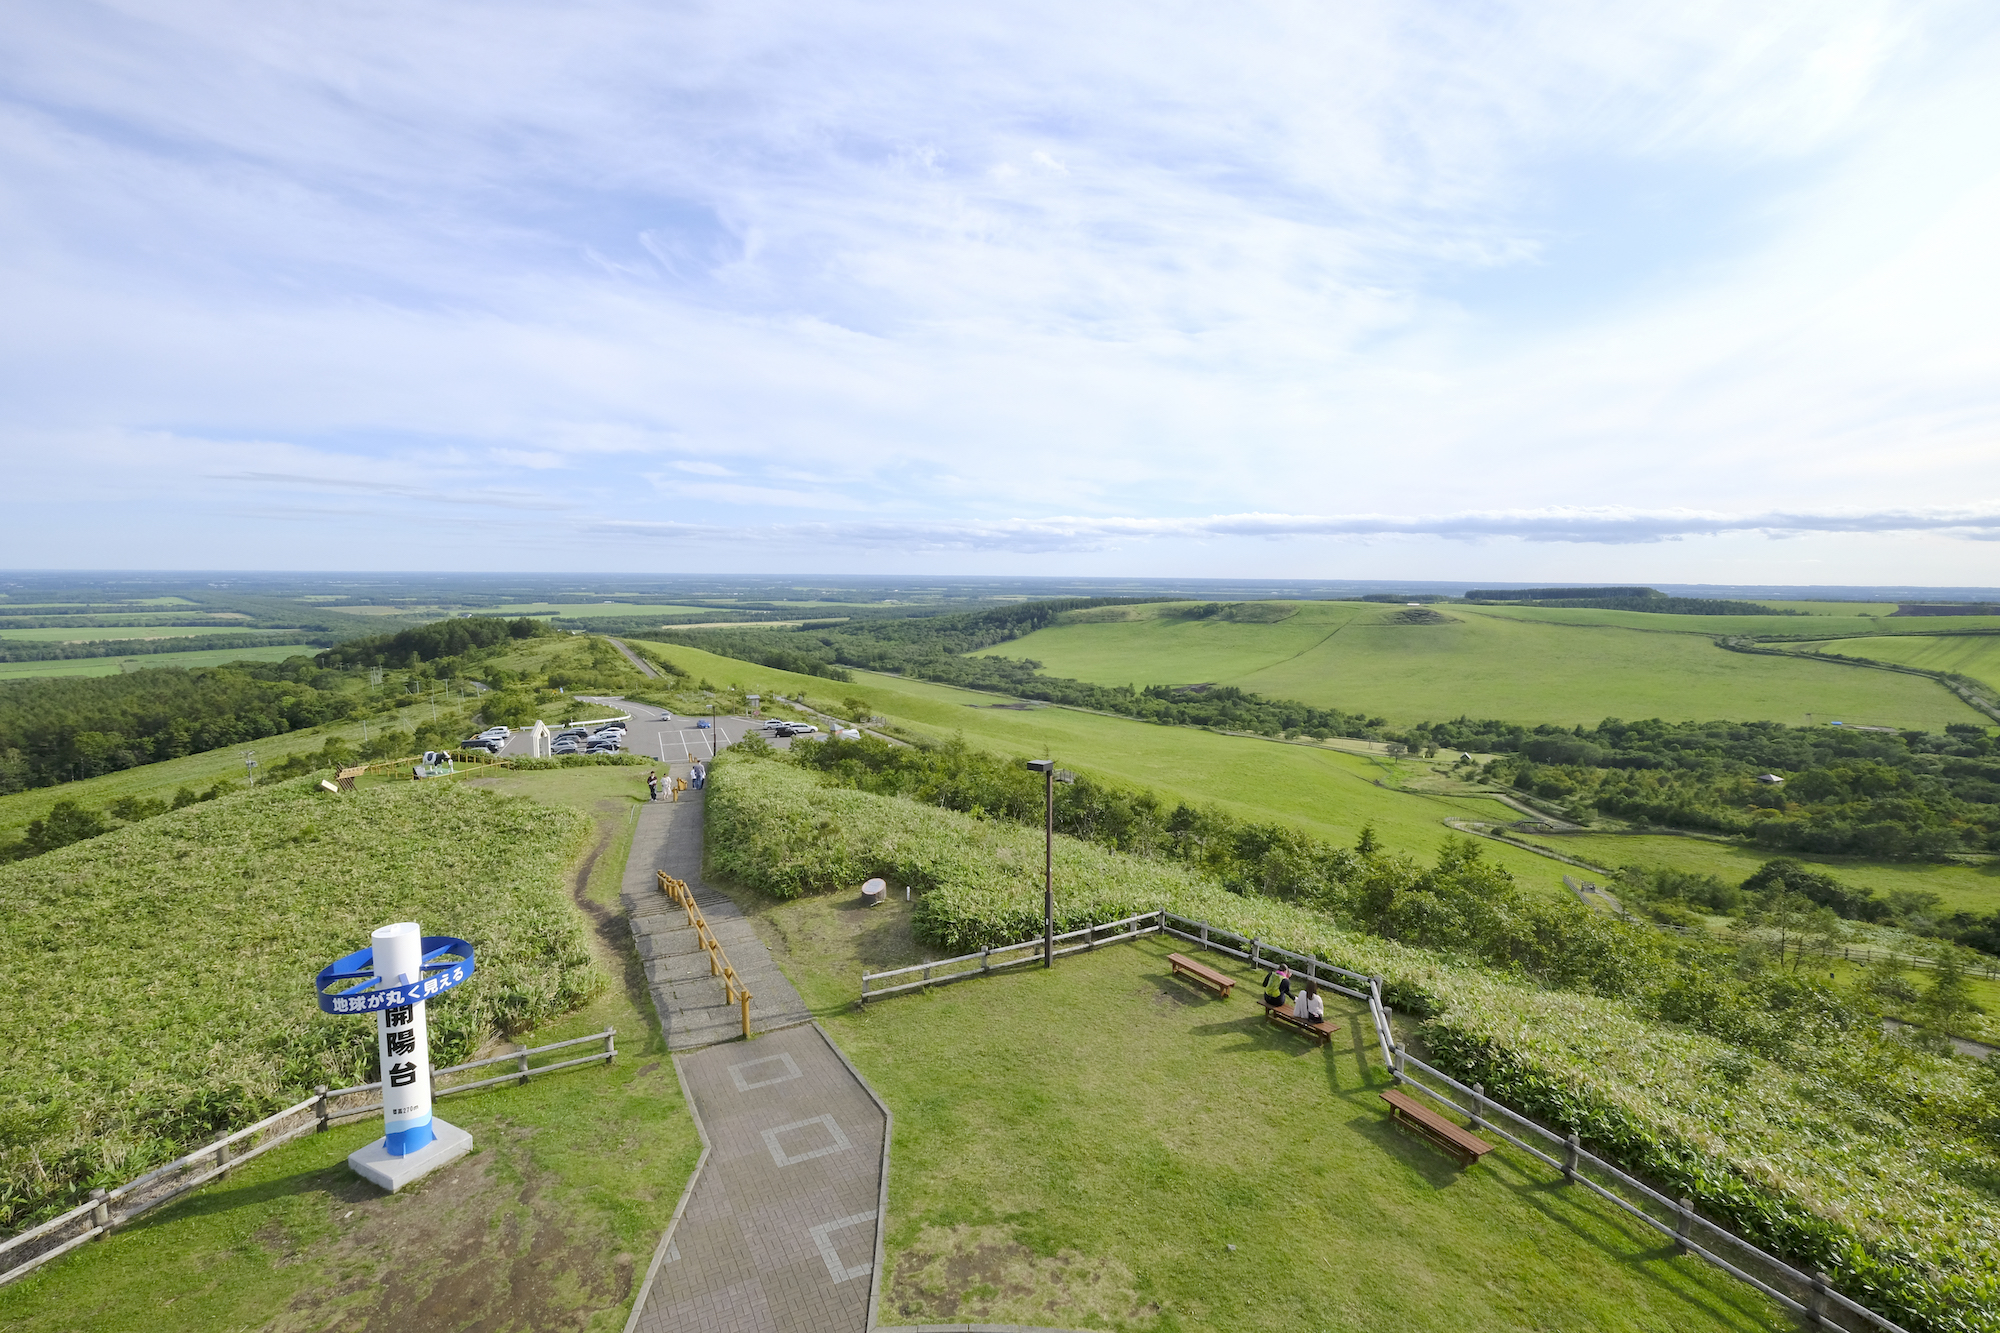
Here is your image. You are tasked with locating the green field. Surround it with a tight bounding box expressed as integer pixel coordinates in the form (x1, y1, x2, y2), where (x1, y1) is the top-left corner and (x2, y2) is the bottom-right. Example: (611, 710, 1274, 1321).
(631, 639, 1589, 895)
(485, 601, 714, 619)
(1749, 600, 1899, 616)
(1513, 829, 2000, 917)
(975, 601, 1980, 728)
(0, 644, 315, 681)
(1790, 633, 2000, 695)
(0, 624, 266, 642)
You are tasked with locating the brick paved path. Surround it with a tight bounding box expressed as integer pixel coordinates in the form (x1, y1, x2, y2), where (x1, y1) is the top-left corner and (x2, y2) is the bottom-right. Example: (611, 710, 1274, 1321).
(622, 790, 812, 1050)
(628, 1023, 890, 1333)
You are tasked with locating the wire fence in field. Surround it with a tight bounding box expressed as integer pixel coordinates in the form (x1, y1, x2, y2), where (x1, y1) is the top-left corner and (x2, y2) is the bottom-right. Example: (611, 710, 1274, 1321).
(0, 1027, 617, 1289)
(860, 909, 1915, 1333)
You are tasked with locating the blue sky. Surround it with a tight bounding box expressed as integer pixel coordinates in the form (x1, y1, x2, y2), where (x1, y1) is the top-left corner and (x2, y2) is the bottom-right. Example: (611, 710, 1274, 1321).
(3, 0, 1998, 581)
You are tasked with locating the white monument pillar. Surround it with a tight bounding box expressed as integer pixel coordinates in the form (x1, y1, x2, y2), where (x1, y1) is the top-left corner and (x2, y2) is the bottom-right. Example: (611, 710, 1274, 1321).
(344, 921, 474, 1191)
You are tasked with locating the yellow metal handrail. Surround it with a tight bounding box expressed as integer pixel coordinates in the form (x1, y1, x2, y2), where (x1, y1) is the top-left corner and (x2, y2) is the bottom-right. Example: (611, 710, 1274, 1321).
(658, 871, 753, 1038)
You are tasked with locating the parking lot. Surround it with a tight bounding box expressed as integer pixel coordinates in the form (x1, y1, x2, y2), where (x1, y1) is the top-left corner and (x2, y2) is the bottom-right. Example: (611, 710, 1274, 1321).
(463, 698, 808, 775)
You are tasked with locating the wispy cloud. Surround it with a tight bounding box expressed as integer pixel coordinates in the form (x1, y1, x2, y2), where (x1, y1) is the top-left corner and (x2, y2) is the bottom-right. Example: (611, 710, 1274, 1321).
(588, 504, 2000, 553)
(0, 1, 1996, 577)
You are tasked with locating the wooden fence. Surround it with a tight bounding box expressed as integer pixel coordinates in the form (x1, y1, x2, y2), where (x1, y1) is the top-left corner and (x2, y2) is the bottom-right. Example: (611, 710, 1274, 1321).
(860, 908, 1915, 1333)
(0, 1028, 616, 1289)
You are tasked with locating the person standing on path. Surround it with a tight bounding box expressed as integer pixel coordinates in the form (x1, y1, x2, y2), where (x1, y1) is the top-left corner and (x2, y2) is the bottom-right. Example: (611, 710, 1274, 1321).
(690, 760, 706, 791)
(646, 769, 659, 801)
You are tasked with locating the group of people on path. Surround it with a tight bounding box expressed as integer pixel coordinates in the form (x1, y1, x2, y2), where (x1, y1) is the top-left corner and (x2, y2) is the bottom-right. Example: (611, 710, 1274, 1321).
(1261, 964, 1326, 1024)
(645, 761, 705, 803)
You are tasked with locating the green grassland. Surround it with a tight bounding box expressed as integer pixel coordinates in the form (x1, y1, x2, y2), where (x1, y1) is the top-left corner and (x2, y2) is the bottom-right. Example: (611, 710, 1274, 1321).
(0, 644, 315, 681)
(0, 624, 269, 642)
(705, 875, 1788, 1331)
(1750, 600, 1900, 616)
(485, 601, 714, 618)
(636, 637, 2000, 918)
(0, 765, 701, 1333)
(0, 776, 603, 1226)
(1513, 828, 2000, 917)
(975, 600, 1980, 728)
(627, 638, 1581, 894)
(1789, 633, 2000, 695)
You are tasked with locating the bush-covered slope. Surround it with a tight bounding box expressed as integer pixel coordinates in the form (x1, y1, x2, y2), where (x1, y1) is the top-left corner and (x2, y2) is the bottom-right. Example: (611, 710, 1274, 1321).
(706, 752, 2000, 1332)
(0, 777, 598, 1229)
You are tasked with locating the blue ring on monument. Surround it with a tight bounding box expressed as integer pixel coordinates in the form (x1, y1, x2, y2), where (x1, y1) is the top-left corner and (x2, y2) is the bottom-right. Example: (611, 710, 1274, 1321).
(314, 937, 476, 1014)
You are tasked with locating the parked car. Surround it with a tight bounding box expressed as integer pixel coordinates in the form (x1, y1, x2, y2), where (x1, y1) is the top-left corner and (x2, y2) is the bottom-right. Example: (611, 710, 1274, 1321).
(787, 723, 819, 735)
(694, 720, 711, 729)
(552, 742, 580, 755)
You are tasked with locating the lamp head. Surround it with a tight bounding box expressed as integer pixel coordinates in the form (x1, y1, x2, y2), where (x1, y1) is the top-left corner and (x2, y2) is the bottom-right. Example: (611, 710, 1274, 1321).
(1025, 759, 1055, 773)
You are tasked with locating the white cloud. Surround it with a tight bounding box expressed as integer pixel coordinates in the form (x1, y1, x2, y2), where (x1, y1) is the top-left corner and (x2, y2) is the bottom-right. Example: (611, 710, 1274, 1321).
(0, 0, 1996, 577)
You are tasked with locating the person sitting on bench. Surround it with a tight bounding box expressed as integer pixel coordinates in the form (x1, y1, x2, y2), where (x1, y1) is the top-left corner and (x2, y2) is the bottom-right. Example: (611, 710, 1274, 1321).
(1292, 980, 1324, 1024)
(1262, 965, 1293, 1009)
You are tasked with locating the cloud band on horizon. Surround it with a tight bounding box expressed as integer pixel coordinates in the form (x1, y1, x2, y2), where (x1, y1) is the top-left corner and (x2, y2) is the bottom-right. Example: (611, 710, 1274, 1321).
(584, 505, 2000, 552)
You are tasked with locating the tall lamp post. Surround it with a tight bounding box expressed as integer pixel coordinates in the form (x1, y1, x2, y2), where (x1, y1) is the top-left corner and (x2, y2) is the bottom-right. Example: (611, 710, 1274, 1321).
(1025, 760, 1074, 967)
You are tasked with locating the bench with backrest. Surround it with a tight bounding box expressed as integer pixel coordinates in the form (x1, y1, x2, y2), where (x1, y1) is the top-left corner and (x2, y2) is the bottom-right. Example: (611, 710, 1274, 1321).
(335, 765, 366, 792)
(1168, 953, 1233, 998)
(1264, 1004, 1339, 1046)
(1379, 1088, 1494, 1167)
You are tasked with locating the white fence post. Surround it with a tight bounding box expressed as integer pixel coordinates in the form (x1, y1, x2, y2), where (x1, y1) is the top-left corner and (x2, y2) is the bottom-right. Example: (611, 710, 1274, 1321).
(1564, 1131, 1580, 1183)
(1469, 1082, 1484, 1132)
(314, 1086, 329, 1132)
(1676, 1197, 1693, 1255)
(89, 1189, 108, 1237)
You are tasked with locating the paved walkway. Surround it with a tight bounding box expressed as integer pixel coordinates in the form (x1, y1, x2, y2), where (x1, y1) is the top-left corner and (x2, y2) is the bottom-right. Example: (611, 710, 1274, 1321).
(629, 1024, 889, 1333)
(620, 766, 892, 1333)
(622, 789, 812, 1050)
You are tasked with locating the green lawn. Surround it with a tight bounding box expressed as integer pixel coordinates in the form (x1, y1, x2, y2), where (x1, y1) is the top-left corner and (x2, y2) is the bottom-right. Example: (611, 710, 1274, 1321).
(709, 877, 1788, 1332)
(0, 624, 267, 642)
(0, 767, 700, 1333)
(974, 601, 1980, 728)
(1787, 634, 2000, 695)
(0, 644, 315, 681)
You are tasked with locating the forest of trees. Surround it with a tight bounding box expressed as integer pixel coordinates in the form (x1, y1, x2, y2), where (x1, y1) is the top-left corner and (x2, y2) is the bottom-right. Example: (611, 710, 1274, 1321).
(0, 658, 362, 792)
(314, 615, 550, 668)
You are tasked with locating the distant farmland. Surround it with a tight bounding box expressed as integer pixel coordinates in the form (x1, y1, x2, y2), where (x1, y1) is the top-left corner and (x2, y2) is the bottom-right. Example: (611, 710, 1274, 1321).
(974, 600, 1983, 728)
(0, 643, 314, 681)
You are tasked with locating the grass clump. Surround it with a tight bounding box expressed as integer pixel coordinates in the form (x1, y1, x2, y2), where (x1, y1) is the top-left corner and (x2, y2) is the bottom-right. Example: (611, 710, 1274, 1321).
(0, 776, 599, 1230)
(708, 749, 2000, 1332)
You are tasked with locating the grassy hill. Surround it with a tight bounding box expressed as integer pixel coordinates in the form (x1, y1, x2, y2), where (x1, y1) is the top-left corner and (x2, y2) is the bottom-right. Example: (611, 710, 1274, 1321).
(0, 775, 598, 1228)
(972, 601, 1982, 728)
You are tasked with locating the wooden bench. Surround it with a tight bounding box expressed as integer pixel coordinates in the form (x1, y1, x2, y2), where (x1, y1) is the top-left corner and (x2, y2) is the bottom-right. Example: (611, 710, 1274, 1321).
(335, 766, 366, 792)
(1264, 1005, 1339, 1046)
(1380, 1088, 1494, 1167)
(1168, 953, 1234, 998)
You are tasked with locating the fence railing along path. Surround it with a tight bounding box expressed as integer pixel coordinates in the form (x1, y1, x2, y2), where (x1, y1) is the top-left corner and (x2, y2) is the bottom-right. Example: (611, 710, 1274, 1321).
(0, 1028, 617, 1289)
(658, 871, 753, 1039)
(860, 909, 1913, 1333)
